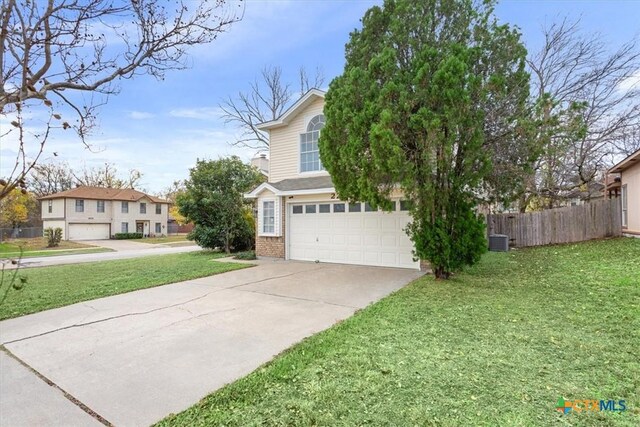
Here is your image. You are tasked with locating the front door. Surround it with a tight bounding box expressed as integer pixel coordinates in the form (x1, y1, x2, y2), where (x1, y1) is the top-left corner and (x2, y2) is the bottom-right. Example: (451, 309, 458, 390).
(136, 222, 144, 234)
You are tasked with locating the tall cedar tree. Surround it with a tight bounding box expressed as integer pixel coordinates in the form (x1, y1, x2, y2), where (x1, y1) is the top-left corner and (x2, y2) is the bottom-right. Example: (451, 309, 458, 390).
(177, 157, 264, 254)
(320, 0, 530, 278)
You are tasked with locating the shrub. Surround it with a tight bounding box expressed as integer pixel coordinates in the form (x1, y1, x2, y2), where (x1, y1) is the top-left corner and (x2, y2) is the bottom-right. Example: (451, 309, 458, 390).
(113, 232, 143, 240)
(44, 227, 63, 247)
(233, 250, 257, 260)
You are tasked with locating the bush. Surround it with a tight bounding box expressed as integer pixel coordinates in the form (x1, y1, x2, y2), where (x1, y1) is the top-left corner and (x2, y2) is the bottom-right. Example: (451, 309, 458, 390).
(113, 232, 143, 240)
(44, 227, 62, 247)
(233, 250, 256, 260)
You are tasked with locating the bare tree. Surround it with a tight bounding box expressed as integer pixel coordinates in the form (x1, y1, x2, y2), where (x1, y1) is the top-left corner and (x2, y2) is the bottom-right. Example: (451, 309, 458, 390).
(72, 163, 142, 189)
(0, 0, 243, 201)
(220, 65, 324, 149)
(522, 18, 640, 209)
(27, 161, 75, 197)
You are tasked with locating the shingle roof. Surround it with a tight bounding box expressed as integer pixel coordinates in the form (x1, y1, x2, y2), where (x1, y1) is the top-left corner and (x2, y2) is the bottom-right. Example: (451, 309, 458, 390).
(39, 186, 169, 203)
(270, 176, 334, 192)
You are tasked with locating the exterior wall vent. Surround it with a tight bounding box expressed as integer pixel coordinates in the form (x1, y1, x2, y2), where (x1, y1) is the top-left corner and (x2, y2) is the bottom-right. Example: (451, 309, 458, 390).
(488, 234, 509, 252)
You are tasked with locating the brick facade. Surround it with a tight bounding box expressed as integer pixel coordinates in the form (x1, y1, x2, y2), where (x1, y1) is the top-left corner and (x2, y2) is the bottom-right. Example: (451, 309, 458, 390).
(255, 197, 286, 258)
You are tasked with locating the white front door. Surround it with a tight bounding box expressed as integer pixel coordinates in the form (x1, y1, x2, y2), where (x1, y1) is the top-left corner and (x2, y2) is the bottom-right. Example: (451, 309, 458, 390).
(288, 201, 419, 269)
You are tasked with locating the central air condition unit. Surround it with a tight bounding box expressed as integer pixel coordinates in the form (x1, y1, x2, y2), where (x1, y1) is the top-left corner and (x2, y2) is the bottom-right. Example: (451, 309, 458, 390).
(488, 234, 509, 252)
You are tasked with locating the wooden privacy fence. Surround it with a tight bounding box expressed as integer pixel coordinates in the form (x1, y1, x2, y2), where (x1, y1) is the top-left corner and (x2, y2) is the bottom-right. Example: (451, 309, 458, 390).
(486, 198, 622, 248)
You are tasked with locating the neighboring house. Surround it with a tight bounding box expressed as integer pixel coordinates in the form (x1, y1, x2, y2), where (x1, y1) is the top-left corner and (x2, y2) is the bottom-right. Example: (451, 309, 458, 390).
(245, 89, 420, 270)
(40, 186, 170, 240)
(607, 149, 640, 236)
(560, 181, 605, 207)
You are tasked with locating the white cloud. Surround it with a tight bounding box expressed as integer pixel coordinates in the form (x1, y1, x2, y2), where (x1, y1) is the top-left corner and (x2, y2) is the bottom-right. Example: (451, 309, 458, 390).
(168, 107, 223, 120)
(618, 70, 640, 92)
(128, 111, 155, 120)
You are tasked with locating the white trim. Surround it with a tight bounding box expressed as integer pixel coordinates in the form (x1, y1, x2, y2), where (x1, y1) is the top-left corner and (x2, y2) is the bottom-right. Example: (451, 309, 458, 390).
(245, 183, 336, 198)
(258, 197, 281, 237)
(256, 89, 325, 130)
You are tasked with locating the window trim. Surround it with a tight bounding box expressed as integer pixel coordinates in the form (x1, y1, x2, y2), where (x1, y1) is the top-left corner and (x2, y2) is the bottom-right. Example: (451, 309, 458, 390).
(621, 184, 628, 228)
(155, 204, 162, 215)
(48, 200, 53, 213)
(140, 202, 147, 214)
(155, 222, 162, 234)
(298, 114, 326, 174)
(97, 200, 105, 213)
(260, 198, 277, 236)
(121, 201, 129, 214)
(75, 199, 84, 213)
(121, 222, 129, 233)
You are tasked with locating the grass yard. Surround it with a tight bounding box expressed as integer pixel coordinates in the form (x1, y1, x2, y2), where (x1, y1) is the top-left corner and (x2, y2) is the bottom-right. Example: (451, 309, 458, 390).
(158, 238, 639, 427)
(0, 251, 250, 320)
(140, 235, 190, 244)
(0, 237, 110, 259)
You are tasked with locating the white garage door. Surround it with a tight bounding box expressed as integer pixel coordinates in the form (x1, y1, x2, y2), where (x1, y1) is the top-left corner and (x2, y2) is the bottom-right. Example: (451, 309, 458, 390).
(68, 223, 110, 240)
(288, 201, 419, 269)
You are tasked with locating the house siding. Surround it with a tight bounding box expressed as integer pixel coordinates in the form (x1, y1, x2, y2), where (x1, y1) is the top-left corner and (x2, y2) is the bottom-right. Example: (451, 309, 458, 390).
(43, 196, 169, 239)
(269, 97, 329, 183)
(255, 196, 286, 258)
(622, 163, 640, 234)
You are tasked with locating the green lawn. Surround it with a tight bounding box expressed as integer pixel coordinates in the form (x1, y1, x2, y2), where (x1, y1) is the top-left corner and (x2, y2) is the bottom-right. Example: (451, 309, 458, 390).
(0, 251, 250, 320)
(158, 238, 639, 427)
(0, 238, 110, 259)
(139, 235, 190, 244)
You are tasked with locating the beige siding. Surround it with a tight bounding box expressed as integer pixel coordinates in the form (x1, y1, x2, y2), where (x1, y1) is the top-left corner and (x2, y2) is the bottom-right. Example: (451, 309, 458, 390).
(622, 163, 640, 233)
(65, 198, 113, 223)
(269, 97, 329, 183)
(42, 220, 67, 240)
(41, 199, 65, 219)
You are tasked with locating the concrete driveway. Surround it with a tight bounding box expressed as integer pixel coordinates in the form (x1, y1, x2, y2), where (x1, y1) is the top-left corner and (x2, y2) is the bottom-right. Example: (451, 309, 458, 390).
(0, 261, 422, 426)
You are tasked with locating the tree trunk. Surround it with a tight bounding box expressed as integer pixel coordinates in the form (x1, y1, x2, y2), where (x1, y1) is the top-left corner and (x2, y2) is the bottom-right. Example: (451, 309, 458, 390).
(434, 267, 451, 280)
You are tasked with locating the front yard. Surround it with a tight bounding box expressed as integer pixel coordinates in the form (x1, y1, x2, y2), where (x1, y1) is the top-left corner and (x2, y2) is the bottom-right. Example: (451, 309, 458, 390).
(0, 237, 111, 259)
(158, 238, 639, 426)
(0, 251, 249, 320)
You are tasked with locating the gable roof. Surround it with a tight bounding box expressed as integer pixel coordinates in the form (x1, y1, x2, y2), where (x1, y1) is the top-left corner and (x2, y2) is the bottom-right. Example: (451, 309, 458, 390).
(609, 148, 640, 173)
(245, 176, 334, 198)
(256, 88, 325, 131)
(39, 186, 169, 203)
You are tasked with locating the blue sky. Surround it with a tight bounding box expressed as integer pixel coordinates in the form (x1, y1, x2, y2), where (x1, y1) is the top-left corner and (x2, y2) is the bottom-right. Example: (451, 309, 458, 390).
(2, 0, 639, 194)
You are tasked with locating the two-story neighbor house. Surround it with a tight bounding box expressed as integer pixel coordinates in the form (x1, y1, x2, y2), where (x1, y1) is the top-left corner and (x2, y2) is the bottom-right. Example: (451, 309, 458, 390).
(40, 186, 170, 240)
(246, 89, 420, 269)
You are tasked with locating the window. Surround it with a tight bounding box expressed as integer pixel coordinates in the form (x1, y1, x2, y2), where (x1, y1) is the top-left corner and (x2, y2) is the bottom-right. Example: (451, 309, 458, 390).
(333, 203, 345, 213)
(97, 200, 105, 213)
(364, 202, 375, 212)
(156, 204, 162, 214)
(47, 200, 52, 213)
(75, 199, 84, 213)
(121, 222, 129, 233)
(155, 223, 162, 233)
(300, 114, 325, 172)
(319, 204, 331, 213)
(122, 201, 129, 213)
(292, 205, 303, 214)
(621, 184, 628, 227)
(400, 200, 413, 211)
(140, 202, 146, 214)
(262, 201, 275, 234)
(349, 202, 361, 212)
(305, 204, 316, 214)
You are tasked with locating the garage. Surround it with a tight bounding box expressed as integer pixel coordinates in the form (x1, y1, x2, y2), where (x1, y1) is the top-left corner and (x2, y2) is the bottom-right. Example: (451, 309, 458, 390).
(68, 223, 110, 240)
(288, 200, 419, 269)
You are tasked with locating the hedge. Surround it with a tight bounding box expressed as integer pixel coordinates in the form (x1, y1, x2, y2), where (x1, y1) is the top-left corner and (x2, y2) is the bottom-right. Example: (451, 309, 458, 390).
(113, 232, 143, 240)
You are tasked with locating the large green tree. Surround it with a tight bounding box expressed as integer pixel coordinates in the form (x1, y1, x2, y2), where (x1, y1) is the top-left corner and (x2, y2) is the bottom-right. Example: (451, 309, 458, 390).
(320, 0, 530, 278)
(177, 157, 264, 254)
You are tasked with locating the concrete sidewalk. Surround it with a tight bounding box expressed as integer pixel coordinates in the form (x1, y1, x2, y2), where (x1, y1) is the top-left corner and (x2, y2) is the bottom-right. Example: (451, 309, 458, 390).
(0, 260, 422, 426)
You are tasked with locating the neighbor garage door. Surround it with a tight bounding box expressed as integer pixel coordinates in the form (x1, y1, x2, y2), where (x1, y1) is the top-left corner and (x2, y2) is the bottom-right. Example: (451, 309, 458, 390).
(288, 201, 419, 269)
(68, 223, 110, 240)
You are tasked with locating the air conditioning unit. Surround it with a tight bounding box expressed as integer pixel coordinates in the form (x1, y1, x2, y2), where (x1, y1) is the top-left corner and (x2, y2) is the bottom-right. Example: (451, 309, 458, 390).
(488, 234, 509, 252)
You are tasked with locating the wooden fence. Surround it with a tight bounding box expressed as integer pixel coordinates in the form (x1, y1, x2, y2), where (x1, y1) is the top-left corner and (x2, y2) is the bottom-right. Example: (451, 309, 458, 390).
(485, 198, 621, 248)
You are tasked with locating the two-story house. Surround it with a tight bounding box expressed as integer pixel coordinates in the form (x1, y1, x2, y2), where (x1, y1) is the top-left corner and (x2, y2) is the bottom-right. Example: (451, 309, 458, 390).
(246, 89, 419, 269)
(40, 186, 170, 240)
